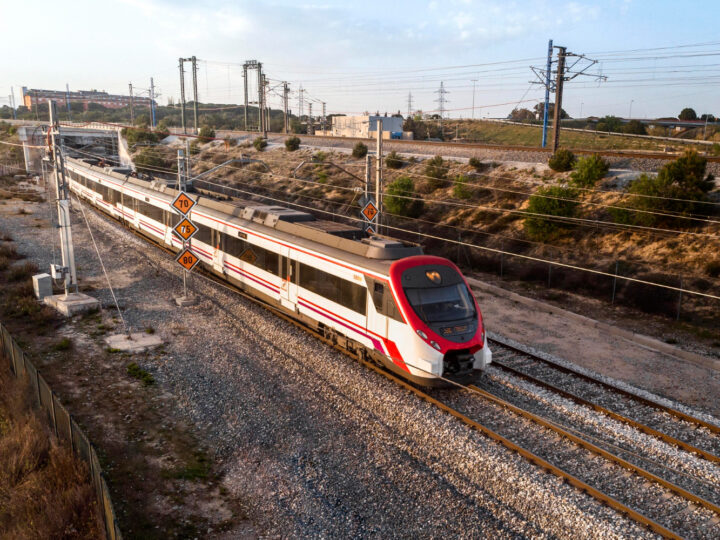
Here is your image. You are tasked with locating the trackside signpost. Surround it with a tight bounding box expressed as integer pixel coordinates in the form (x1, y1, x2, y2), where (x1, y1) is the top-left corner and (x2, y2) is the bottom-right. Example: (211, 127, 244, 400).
(171, 191, 198, 305)
(360, 195, 378, 235)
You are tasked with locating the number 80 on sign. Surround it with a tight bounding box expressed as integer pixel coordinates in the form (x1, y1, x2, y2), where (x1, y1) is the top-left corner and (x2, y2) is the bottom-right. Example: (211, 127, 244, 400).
(175, 248, 200, 271)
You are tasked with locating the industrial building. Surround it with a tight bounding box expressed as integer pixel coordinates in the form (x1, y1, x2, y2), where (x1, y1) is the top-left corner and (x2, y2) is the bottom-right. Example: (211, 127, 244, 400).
(22, 87, 154, 111)
(329, 115, 412, 139)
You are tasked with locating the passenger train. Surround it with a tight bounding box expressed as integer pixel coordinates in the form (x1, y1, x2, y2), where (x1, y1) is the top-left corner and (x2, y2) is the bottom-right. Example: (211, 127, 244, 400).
(64, 157, 491, 386)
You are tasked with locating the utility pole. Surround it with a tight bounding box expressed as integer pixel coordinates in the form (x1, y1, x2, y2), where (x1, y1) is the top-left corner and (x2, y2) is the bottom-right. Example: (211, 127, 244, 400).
(308, 103, 313, 135)
(541, 39, 553, 148)
(298, 86, 304, 120)
(407, 91, 413, 118)
(321, 101, 326, 133)
(150, 77, 156, 128)
(531, 41, 604, 151)
(179, 57, 187, 134)
(65, 84, 72, 121)
(283, 82, 289, 133)
(375, 118, 383, 234)
(471, 80, 477, 119)
(9, 87, 16, 119)
(48, 101, 78, 295)
(257, 62, 264, 135)
(191, 56, 199, 134)
(243, 64, 249, 131)
(129, 83, 135, 124)
(177, 148, 186, 191)
(551, 47, 566, 153)
(264, 76, 270, 136)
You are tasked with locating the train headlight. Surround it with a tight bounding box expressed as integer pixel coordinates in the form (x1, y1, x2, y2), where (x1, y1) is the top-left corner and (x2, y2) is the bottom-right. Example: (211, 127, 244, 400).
(416, 329, 428, 340)
(430, 340, 442, 351)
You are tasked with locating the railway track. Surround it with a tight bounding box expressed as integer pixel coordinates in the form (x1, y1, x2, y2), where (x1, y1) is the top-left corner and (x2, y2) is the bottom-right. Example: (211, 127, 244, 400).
(74, 196, 720, 538)
(216, 128, 720, 163)
(488, 337, 720, 457)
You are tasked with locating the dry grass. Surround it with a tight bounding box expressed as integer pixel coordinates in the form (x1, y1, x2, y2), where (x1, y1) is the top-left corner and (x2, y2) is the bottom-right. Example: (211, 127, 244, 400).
(0, 367, 103, 540)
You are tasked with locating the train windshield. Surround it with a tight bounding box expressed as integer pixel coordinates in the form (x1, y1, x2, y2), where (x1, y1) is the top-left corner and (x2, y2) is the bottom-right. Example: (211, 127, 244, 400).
(404, 284, 476, 324)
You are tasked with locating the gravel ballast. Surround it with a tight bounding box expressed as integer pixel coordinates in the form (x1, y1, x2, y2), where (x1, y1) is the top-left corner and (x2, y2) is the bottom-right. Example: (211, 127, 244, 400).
(1, 192, 667, 538)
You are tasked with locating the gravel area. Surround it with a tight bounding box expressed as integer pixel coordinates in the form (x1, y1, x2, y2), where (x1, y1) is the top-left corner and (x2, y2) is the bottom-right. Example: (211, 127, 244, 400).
(0, 190, 661, 538)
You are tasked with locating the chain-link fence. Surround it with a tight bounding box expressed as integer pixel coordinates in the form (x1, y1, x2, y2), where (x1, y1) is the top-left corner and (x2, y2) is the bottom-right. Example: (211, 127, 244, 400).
(0, 322, 123, 540)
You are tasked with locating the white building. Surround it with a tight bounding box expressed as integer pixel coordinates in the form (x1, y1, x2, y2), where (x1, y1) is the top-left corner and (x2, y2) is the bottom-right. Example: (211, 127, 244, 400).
(330, 115, 410, 139)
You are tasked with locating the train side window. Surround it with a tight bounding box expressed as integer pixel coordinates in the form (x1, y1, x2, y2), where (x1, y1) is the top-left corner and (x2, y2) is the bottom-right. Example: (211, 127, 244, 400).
(299, 263, 366, 315)
(193, 224, 213, 245)
(384, 293, 404, 323)
(371, 282, 384, 312)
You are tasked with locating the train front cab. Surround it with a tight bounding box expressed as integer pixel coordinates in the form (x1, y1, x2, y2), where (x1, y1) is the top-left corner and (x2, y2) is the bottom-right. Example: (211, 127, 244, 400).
(388, 256, 491, 386)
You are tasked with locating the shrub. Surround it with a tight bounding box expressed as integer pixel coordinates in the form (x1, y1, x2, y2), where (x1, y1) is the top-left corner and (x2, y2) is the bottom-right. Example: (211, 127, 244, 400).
(52, 338, 72, 351)
(285, 136, 301, 151)
(548, 148, 576, 172)
(453, 175, 472, 199)
(154, 121, 170, 138)
(468, 157, 484, 171)
(524, 185, 580, 241)
(352, 142, 368, 158)
(126, 362, 155, 386)
(705, 260, 720, 278)
(313, 151, 327, 162)
(385, 176, 424, 218)
(198, 125, 215, 140)
(189, 140, 201, 155)
(8, 262, 38, 281)
(610, 150, 715, 227)
(134, 148, 167, 173)
(253, 137, 267, 151)
(569, 154, 609, 187)
(122, 127, 159, 147)
(385, 151, 403, 169)
(424, 155, 448, 190)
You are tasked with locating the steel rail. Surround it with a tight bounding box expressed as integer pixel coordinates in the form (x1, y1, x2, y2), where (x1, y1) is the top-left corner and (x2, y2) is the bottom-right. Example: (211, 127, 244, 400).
(489, 338, 720, 435)
(466, 383, 720, 518)
(491, 359, 720, 463)
(73, 194, 686, 539)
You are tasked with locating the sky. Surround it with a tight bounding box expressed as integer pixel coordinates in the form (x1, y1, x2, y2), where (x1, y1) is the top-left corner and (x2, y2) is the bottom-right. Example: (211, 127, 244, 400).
(2, 0, 719, 120)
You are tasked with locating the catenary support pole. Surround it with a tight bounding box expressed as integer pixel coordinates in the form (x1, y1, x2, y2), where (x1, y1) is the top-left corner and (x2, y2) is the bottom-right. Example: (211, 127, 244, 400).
(150, 78, 156, 128)
(128, 83, 134, 124)
(283, 82, 289, 133)
(376, 119, 383, 234)
(179, 58, 187, 134)
(191, 56, 199, 134)
(49, 101, 78, 295)
(551, 46, 566, 153)
(243, 64, 249, 131)
(541, 39, 553, 148)
(257, 63, 264, 134)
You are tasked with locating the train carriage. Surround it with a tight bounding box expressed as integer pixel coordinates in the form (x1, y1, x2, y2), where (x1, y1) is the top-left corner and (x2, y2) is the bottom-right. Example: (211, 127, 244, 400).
(64, 157, 491, 386)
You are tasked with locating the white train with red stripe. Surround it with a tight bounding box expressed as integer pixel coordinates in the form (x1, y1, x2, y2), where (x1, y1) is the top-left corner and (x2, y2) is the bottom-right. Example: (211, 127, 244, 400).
(64, 157, 491, 386)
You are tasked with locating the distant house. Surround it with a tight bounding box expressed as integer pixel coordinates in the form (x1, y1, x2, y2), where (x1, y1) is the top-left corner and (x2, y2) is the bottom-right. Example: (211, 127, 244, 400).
(330, 115, 411, 139)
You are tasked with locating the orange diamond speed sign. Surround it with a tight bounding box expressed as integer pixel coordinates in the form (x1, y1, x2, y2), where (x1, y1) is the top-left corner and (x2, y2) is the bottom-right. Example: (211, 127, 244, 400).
(176, 248, 200, 271)
(361, 201, 378, 222)
(171, 192, 196, 215)
(173, 217, 198, 241)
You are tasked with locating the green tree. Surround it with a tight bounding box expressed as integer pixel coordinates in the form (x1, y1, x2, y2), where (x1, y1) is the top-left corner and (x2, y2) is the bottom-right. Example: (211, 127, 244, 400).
(595, 115, 623, 133)
(623, 120, 647, 135)
(679, 107, 697, 121)
(385, 176, 424, 217)
(533, 102, 569, 120)
(524, 186, 580, 241)
(453, 175, 473, 199)
(508, 108, 536, 122)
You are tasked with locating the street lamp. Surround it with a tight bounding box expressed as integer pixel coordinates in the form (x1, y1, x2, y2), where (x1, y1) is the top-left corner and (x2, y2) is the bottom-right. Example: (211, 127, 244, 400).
(629, 99, 634, 120)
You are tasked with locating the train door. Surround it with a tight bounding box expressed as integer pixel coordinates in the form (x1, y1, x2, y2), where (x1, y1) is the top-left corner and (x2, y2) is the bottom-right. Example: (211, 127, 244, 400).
(163, 211, 174, 248)
(211, 229, 224, 274)
(366, 278, 388, 340)
(280, 253, 297, 312)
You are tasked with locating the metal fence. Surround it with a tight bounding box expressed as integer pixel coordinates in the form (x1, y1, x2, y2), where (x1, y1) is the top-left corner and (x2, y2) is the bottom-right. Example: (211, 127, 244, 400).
(0, 322, 123, 540)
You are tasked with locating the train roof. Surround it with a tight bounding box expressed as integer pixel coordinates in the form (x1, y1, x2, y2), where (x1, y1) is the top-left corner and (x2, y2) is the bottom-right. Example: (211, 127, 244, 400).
(68, 158, 423, 275)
